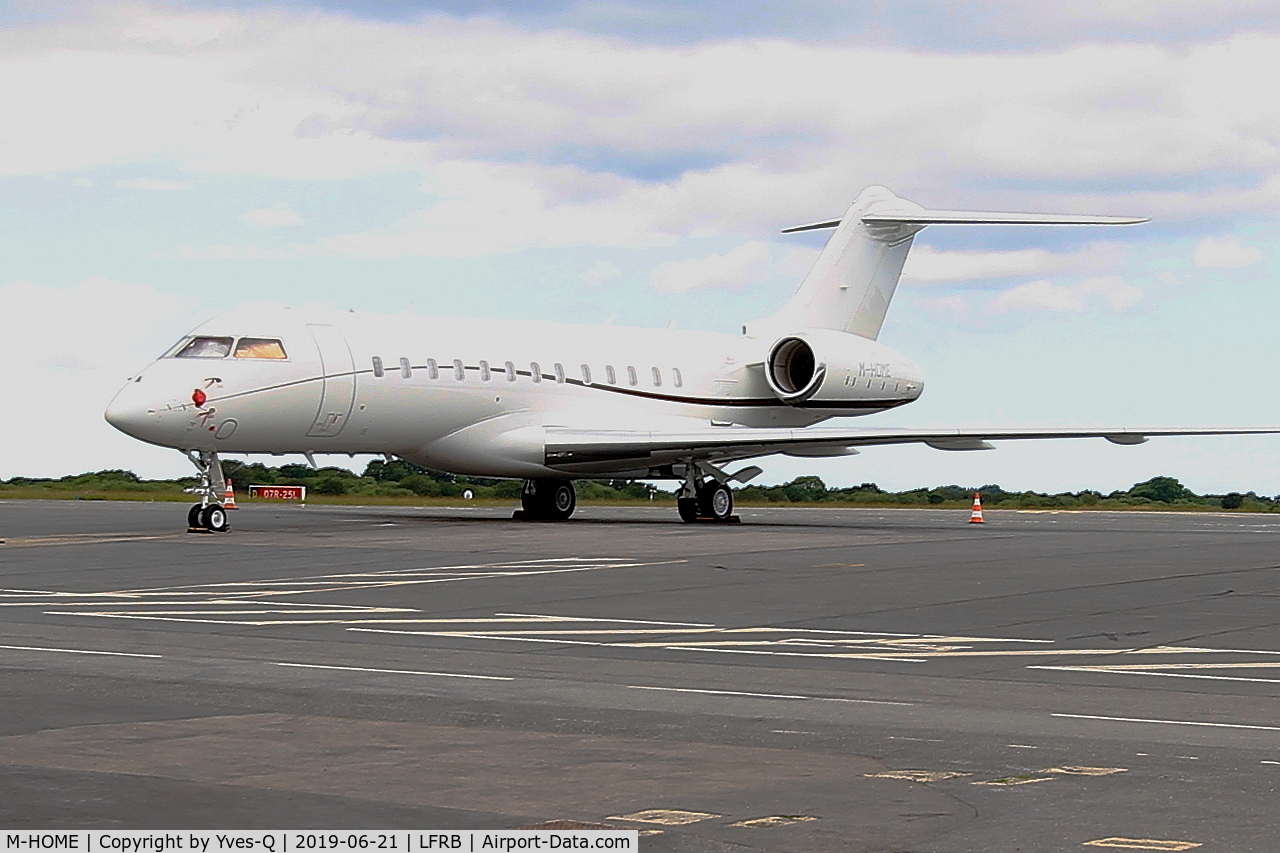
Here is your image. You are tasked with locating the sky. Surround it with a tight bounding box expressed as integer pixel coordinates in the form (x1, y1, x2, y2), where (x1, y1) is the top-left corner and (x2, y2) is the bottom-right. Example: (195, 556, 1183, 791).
(4, 0, 1280, 494)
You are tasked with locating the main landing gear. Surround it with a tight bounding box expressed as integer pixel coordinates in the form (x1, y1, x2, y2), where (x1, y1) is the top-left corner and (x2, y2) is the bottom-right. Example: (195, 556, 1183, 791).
(184, 449, 231, 533)
(677, 463, 739, 524)
(517, 479, 577, 521)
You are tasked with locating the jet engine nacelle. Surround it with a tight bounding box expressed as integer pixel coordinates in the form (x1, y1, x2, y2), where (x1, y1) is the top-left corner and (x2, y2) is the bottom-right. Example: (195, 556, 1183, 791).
(763, 328, 924, 407)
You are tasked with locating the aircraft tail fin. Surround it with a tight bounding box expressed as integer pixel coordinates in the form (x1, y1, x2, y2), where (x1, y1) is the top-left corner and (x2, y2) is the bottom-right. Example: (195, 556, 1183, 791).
(759, 186, 1146, 340)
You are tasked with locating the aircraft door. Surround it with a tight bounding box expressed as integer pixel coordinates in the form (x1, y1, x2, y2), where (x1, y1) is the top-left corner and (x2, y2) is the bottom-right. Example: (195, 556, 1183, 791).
(307, 324, 356, 438)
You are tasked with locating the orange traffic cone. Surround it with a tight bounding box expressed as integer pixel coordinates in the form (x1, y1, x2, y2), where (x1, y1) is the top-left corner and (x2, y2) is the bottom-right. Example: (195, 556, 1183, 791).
(968, 492, 984, 524)
(223, 478, 238, 510)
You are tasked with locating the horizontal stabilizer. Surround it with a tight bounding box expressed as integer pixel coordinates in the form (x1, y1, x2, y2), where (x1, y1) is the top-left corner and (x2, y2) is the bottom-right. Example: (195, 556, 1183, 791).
(783, 210, 1147, 233)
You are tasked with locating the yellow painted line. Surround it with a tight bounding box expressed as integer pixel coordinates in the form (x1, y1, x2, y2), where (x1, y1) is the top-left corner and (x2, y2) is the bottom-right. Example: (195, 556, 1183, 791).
(1083, 838, 1201, 850)
(2, 534, 185, 547)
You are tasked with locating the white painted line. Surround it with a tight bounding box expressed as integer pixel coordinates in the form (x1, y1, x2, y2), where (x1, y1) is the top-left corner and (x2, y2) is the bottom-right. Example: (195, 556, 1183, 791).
(0, 643, 161, 658)
(1031, 666, 1280, 685)
(347, 627, 610, 646)
(664, 645, 927, 662)
(1054, 713, 1280, 732)
(496, 613, 715, 627)
(628, 685, 810, 699)
(1261, 760, 1280, 765)
(276, 662, 512, 680)
(813, 696, 916, 707)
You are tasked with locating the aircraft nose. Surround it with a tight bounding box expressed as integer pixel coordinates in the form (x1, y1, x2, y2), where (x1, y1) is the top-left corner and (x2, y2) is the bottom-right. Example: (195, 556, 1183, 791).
(104, 381, 158, 441)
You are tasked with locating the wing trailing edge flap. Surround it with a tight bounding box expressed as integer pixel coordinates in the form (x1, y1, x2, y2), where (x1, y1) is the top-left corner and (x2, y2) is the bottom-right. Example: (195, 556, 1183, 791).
(542, 425, 1280, 469)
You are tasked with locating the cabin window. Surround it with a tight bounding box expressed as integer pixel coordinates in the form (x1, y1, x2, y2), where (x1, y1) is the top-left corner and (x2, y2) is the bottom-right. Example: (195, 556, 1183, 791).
(672, 367, 683, 388)
(372, 356, 384, 378)
(530, 362, 541, 383)
(605, 365, 617, 384)
(504, 360, 516, 381)
(627, 366, 638, 386)
(480, 360, 491, 381)
(426, 358, 439, 380)
(399, 357, 412, 379)
(175, 336, 233, 359)
(553, 362, 565, 384)
(453, 359, 465, 380)
(651, 367, 662, 387)
(234, 338, 287, 359)
(580, 364, 592, 385)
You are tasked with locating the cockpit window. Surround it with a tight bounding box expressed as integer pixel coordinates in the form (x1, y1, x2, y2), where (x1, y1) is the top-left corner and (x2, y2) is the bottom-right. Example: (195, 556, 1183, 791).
(174, 337, 234, 358)
(234, 337, 287, 359)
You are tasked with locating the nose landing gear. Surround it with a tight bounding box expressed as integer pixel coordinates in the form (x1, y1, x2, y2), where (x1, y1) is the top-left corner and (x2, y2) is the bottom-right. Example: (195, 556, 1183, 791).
(183, 449, 231, 533)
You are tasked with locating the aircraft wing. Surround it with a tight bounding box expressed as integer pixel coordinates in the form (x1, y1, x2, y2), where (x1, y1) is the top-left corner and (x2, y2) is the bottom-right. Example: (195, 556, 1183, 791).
(543, 425, 1280, 474)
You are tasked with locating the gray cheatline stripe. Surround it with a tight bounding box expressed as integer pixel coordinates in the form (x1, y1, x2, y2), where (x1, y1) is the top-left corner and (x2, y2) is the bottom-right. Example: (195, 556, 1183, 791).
(1053, 713, 1280, 732)
(0, 643, 161, 658)
(276, 662, 511, 680)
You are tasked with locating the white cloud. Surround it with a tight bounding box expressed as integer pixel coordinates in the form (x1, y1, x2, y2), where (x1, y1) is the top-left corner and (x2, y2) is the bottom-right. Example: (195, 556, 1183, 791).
(114, 178, 193, 191)
(240, 203, 305, 227)
(0, 276, 205, 478)
(1193, 235, 1264, 267)
(650, 242, 773, 293)
(902, 242, 1127, 284)
(991, 276, 1143, 313)
(581, 260, 623, 286)
(9, 5, 1280, 253)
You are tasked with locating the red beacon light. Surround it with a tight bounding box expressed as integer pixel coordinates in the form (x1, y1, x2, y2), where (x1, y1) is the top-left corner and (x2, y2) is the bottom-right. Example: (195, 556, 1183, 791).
(191, 389, 207, 407)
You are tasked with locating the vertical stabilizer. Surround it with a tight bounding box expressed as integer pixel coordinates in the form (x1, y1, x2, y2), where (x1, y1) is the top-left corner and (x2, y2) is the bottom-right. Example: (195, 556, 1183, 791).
(758, 186, 1146, 340)
(762, 186, 924, 340)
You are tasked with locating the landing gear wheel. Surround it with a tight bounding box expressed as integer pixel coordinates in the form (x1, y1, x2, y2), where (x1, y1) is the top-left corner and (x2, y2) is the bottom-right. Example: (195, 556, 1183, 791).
(547, 481, 576, 521)
(187, 503, 204, 529)
(198, 504, 230, 533)
(520, 479, 576, 521)
(699, 483, 734, 522)
(677, 497, 700, 523)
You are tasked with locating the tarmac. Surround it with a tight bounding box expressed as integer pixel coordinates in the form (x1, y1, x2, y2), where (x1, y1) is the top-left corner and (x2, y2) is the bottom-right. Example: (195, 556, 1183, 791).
(1, 498, 1279, 851)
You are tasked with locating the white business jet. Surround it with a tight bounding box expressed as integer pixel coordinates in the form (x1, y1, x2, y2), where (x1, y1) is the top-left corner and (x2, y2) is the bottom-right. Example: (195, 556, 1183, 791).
(105, 186, 1276, 531)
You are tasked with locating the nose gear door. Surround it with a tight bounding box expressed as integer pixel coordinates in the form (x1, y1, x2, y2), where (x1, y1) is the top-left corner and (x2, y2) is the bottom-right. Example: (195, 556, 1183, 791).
(306, 324, 356, 438)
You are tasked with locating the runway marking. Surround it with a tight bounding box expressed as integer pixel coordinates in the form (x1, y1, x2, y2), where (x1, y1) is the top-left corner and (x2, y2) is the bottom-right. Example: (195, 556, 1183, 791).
(607, 810, 719, 826)
(276, 662, 512, 680)
(1054, 713, 1280, 732)
(865, 770, 970, 782)
(496, 612, 716, 627)
(0, 643, 161, 658)
(628, 685, 809, 699)
(1083, 839, 1201, 851)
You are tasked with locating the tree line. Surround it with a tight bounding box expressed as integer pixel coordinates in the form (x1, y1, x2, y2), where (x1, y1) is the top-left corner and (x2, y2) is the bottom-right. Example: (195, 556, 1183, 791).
(2, 465, 1276, 511)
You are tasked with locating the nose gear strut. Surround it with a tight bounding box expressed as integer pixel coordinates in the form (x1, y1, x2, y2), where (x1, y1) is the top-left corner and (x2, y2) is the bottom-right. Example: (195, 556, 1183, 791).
(182, 449, 231, 533)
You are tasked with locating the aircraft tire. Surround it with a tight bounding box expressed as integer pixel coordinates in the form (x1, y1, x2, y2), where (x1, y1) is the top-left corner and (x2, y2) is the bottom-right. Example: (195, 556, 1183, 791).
(677, 497, 700, 523)
(522, 479, 576, 520)
(546, 481, 576, 521)
(199, 504, 230, 533)
(699, 483, 734, 521)
(188, 503, 205, 529)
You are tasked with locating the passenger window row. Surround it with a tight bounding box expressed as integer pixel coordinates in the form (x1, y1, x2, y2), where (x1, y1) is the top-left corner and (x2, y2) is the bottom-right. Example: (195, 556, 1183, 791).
(370, 357, 684, 389)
